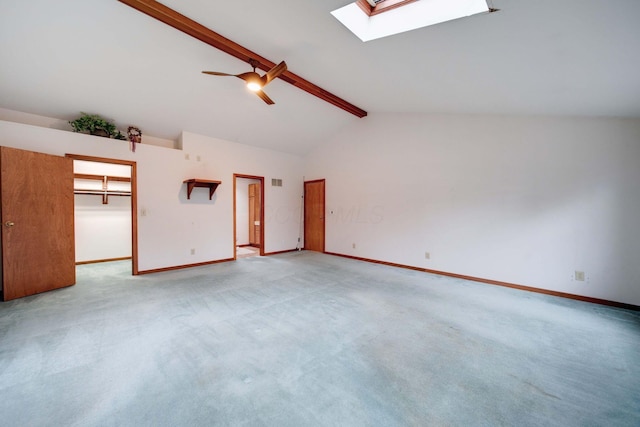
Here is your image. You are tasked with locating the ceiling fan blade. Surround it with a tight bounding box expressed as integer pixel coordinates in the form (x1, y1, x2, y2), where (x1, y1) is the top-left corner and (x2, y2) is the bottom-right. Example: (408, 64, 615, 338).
(262, 61, 287, 86)
(254, 90, 275, 105)
(202, 71, 236, 77)
(236, 71, 259, 82)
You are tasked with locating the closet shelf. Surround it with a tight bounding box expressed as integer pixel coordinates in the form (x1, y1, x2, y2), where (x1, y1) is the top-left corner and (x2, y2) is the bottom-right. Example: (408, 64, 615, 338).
(183, 179, 221, 200)
(74, 190, 131, 196)
(74, 173, 131, 204)
(73, 189, 131, 204)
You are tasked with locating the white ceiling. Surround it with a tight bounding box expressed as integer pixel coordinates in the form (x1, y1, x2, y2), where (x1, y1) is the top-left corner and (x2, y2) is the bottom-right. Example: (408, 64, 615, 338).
(1, 0, 639, 155)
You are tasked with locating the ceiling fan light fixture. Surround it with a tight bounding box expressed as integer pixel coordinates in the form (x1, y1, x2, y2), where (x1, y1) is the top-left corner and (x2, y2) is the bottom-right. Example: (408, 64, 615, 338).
(245, 72, 263, 92)
(246, 80, 262, 92)
(202, 60, 287, 105)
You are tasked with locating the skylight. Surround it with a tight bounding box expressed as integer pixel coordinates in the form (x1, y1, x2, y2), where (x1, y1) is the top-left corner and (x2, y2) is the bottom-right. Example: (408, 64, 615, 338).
(332, 0, 491, 42)
(357, 0, 418, 17)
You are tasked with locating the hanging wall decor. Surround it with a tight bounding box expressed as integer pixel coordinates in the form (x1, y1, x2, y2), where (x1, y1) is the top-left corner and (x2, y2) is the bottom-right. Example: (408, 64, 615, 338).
(127, 126, 142, 152)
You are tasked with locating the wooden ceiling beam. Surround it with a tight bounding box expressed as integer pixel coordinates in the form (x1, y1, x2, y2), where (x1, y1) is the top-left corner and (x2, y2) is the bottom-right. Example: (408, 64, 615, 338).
(117, 0, 367, 118)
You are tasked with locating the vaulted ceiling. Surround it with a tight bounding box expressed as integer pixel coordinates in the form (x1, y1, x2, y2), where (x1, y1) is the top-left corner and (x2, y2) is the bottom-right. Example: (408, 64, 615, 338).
(1, 0, 639, 154)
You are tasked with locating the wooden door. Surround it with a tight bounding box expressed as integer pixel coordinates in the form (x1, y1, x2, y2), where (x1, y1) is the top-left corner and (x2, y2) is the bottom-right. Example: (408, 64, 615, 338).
(304, 179, 325, 252)
(248, 183, 261, 247)
(1, 146, 75, 301)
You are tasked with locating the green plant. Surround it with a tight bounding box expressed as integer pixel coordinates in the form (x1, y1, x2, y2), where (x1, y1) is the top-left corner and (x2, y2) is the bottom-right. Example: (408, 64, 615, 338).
(69, 112, 124, 139)
(113, 130, 127, 140)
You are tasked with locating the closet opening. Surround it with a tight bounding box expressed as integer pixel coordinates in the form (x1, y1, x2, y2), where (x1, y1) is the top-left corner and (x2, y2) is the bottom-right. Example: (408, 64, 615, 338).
(67, 154, 138, 275)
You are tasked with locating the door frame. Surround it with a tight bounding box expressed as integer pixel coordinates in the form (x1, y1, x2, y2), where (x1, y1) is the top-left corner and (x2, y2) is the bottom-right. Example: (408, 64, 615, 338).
(304, 179, 326, 253)
(66, 154, 139, 275)
(233, 174, 265, 258)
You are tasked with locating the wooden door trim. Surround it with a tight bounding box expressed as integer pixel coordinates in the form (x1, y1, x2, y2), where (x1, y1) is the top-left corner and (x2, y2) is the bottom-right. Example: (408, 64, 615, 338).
(66, 154, 139, 275)
(304, 179, 326, 253)
(233, 174, 265, 257)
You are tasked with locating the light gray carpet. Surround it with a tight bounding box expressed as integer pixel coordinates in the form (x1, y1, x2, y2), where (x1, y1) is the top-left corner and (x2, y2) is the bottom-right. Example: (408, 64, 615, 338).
(1, 251, 639, 426)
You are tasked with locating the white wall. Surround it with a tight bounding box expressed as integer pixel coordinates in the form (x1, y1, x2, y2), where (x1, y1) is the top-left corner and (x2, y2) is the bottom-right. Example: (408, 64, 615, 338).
(0, 108, 178, 149)
(180, 132, 303, 258)
(235, 178, 260, 246)
(0, 107, 69, 131)
(74, 160, 132, 263)
(5, 112, 638, 305)
(75, 195, 132, 262)
(304, 113, 640, 306)
(0, 120, 303, 272)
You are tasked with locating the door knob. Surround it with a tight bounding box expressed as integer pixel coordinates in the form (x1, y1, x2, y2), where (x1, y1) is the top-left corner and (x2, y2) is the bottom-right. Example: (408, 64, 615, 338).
(4, 221, 15, 227)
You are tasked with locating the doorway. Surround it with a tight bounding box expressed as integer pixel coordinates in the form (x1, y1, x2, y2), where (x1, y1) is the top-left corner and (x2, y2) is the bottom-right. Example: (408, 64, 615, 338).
(67, 154, 138, 274)
(304, 179, 325, 252)
(233, 174, 264, 258)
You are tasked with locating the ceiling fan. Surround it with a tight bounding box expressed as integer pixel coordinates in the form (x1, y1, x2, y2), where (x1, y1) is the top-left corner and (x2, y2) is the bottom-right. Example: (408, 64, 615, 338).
(202, 59, 287, 105)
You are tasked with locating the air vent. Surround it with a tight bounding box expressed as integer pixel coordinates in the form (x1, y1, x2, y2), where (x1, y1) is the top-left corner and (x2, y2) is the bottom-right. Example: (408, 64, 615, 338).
(271, 178, 283, 187)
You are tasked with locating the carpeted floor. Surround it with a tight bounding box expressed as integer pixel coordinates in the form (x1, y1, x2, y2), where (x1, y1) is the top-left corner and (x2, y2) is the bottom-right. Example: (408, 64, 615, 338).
(1, 251, 639, 426)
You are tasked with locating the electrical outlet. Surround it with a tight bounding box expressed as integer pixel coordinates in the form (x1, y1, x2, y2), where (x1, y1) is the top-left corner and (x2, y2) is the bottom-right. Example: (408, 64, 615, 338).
(352, 243, 356, 249)
(141, 208, 147, 217)
(574, 271, 585, 281)
(196, 155, 201, 162)
(425, 252, 430, 259)
(190, 248, 196, 255)
(184, 153, 190, 160)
